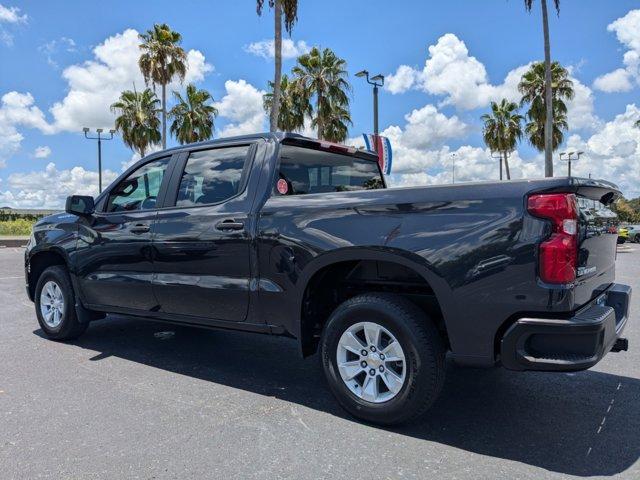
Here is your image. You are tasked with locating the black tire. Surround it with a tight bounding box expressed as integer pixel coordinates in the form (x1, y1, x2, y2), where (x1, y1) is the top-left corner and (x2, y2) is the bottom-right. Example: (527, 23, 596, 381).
(34, 265, 88, 340)
(321, 293, 445, 426)
(618, 237, 626, 245)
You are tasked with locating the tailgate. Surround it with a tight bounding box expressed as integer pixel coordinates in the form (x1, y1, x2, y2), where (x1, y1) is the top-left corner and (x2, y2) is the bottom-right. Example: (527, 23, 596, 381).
(574, 180, 620, 306)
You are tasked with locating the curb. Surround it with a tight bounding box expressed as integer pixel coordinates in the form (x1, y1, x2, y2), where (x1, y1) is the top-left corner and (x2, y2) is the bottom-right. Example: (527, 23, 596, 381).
(0, 237, 29, 248)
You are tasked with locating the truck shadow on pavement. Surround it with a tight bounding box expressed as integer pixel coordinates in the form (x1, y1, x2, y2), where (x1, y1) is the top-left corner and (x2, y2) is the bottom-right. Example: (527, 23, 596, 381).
(39, 315, 640, 478)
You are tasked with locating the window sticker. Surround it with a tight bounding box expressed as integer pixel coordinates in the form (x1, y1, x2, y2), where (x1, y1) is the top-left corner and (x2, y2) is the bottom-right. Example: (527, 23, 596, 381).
(277, 178, 289, 195)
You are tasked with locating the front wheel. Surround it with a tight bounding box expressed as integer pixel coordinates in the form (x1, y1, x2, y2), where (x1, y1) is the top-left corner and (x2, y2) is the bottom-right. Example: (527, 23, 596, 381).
(34, 266, 88, 340)
(321, 293, 445, 425)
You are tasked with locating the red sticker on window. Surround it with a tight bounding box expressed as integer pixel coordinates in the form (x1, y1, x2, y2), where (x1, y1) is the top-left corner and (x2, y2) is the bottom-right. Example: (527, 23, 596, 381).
(277, 178, 289, 195)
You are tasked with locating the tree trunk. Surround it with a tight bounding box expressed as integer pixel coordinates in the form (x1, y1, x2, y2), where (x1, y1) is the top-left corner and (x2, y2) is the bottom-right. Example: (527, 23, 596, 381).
(503, 151, 511, 180)
(270, 0, 283, 132)
(541, 0, 553, 177)
(316, 88, 323, 140)
(161, 83, 167, 149)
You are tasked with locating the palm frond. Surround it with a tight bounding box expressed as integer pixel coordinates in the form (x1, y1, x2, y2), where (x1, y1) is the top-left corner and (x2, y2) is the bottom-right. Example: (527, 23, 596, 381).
(168, 83, 217, 144)
(290, 46, 351, 140)
(111, 88, 161, 156)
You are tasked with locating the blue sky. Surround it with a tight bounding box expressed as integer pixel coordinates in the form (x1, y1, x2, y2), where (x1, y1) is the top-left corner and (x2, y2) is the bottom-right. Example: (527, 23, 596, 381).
(1, 0, 640, 207)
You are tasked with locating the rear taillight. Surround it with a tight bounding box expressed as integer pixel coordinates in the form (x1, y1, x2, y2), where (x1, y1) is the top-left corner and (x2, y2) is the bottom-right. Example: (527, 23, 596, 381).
(527, 193, 578, 284)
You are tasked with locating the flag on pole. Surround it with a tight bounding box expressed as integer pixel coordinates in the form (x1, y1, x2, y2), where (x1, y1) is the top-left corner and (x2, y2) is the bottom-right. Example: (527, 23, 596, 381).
(363, 134, 392, 175)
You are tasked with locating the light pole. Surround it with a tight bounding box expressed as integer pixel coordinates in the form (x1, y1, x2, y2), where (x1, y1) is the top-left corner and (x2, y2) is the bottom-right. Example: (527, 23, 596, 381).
(491, 152, 503, 180)
(451, 153, 457, 184)
(575, 151, 584, 177)
(559, 150, 584, 177)
(355, 70, 384, 138)
(83, 127, 115, 193)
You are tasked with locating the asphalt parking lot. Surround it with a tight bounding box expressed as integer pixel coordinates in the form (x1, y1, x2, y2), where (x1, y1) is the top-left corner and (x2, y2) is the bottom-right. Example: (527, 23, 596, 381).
(1, 246, 639, 480)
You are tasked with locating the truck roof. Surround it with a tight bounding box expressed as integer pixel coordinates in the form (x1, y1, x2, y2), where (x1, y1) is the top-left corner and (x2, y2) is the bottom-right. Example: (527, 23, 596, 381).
(139, 132, 380, 162)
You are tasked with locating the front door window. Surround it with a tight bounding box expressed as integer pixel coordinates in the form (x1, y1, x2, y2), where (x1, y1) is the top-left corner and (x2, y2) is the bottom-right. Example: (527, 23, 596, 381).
(106, 157, 171, 212)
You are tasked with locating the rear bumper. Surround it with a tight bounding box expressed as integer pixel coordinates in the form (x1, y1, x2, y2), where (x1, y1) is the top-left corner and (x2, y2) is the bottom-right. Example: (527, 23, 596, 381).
(501, 283, 631, 371)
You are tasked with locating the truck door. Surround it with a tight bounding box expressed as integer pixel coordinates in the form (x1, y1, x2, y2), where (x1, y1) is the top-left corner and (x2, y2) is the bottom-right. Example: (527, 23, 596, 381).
(76, 156, 173, 312)
(151, 144, 255, 324)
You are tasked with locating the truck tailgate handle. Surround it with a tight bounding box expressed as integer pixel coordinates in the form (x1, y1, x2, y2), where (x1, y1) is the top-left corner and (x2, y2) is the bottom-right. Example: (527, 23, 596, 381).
(216, 219, 245, 231)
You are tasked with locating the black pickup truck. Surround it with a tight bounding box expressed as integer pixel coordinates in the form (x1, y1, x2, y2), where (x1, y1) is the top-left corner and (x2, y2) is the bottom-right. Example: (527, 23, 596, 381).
(25, 133, 631, 425)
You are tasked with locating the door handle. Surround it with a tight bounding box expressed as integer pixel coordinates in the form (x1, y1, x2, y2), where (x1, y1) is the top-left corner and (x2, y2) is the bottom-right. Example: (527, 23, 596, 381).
(130, 223, 150, 234)
(216, 219, 245, 231)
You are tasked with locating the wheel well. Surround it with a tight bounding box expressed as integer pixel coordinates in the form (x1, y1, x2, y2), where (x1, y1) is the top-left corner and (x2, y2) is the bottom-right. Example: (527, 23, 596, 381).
(28, 251, 66, 299)
(300, 259, 447, 356)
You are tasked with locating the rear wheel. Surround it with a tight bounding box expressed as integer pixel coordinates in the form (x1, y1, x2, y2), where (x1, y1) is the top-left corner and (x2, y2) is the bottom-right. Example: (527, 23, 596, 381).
(35, 266, 88, 340)
(321, 293, 445, 425)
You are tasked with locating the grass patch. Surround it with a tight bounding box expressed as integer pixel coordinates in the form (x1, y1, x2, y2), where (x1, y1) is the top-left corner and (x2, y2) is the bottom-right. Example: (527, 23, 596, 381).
(0, 219, 34, 236)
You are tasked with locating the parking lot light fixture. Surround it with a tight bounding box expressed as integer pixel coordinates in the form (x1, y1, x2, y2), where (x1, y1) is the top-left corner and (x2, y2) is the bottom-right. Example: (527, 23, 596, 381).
(83, 127, 115, 194)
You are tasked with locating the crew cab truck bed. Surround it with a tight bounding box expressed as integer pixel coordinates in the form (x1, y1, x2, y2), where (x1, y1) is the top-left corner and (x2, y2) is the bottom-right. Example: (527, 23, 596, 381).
(25, 133, 631, 425)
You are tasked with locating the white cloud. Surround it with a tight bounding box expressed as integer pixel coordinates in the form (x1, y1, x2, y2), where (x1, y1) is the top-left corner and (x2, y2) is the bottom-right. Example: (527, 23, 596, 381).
(38, 37, 77, 68)
(385, 65, 417, 94)
(50, 28, 213, 133)
(33, 146, 51, 158)
(0, 162, 118, 208)
(120, 144, 163, 171)
(556, 104, 640, 197)
(385, 34, 526, 110)
(0, 29, 12, 46)
(0, 92, 54, 165)
(214, 79, 266, 137)
(346, 101, 542, 183)
(244, 38, 310, 59)
(593, 9, 640, 93)
(566, 76, 601, 131)
(393, 104, 468, 152)
(594, 68, 633, 93)
(0, 29, 213, 168)
(0, 3, 27, 46)
(0, 4, 27, 23)
(384, 145, 543, 188)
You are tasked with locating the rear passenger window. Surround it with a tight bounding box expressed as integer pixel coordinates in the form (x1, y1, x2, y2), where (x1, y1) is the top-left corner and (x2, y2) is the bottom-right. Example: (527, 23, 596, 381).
(176, 146, 250, 207)
(277, 145, 383, 195)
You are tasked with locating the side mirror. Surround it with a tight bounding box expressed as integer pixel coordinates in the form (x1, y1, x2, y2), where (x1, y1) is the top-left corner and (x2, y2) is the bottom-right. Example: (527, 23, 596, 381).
(65, 195, 95, 216)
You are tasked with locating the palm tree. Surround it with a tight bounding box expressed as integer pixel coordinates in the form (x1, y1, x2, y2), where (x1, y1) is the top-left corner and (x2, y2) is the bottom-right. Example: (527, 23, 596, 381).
(257, 0, 299, 133)
(263, 74, 310, 132)
(291, 47, 351, 141)
(524, 103, 568, 152)
(169, 84, 217, 144)
(481, 99, 524, 180)
(318, 102, 352, 143)
(518, 61, 574, 155)
(524, 0, 560, 177)
(111, 88, 161, 157)
(138, 23, 187, 149)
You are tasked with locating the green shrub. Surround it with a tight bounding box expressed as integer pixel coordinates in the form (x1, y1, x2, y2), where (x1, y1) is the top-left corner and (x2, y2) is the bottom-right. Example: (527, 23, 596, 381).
(0, 219, 34, 236)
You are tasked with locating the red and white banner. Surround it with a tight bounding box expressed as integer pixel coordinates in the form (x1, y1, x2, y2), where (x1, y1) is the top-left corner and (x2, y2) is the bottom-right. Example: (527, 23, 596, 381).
(363, 134, 393, 175)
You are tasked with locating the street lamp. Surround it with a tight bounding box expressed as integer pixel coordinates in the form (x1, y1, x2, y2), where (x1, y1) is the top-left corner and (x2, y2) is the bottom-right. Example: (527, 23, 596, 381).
(559, 150, 583, 177)
(83, 127, 115, 193)
(451, 152, 457, 184)
(491, 152, 503, 180)
(356, 69, 384, 138)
